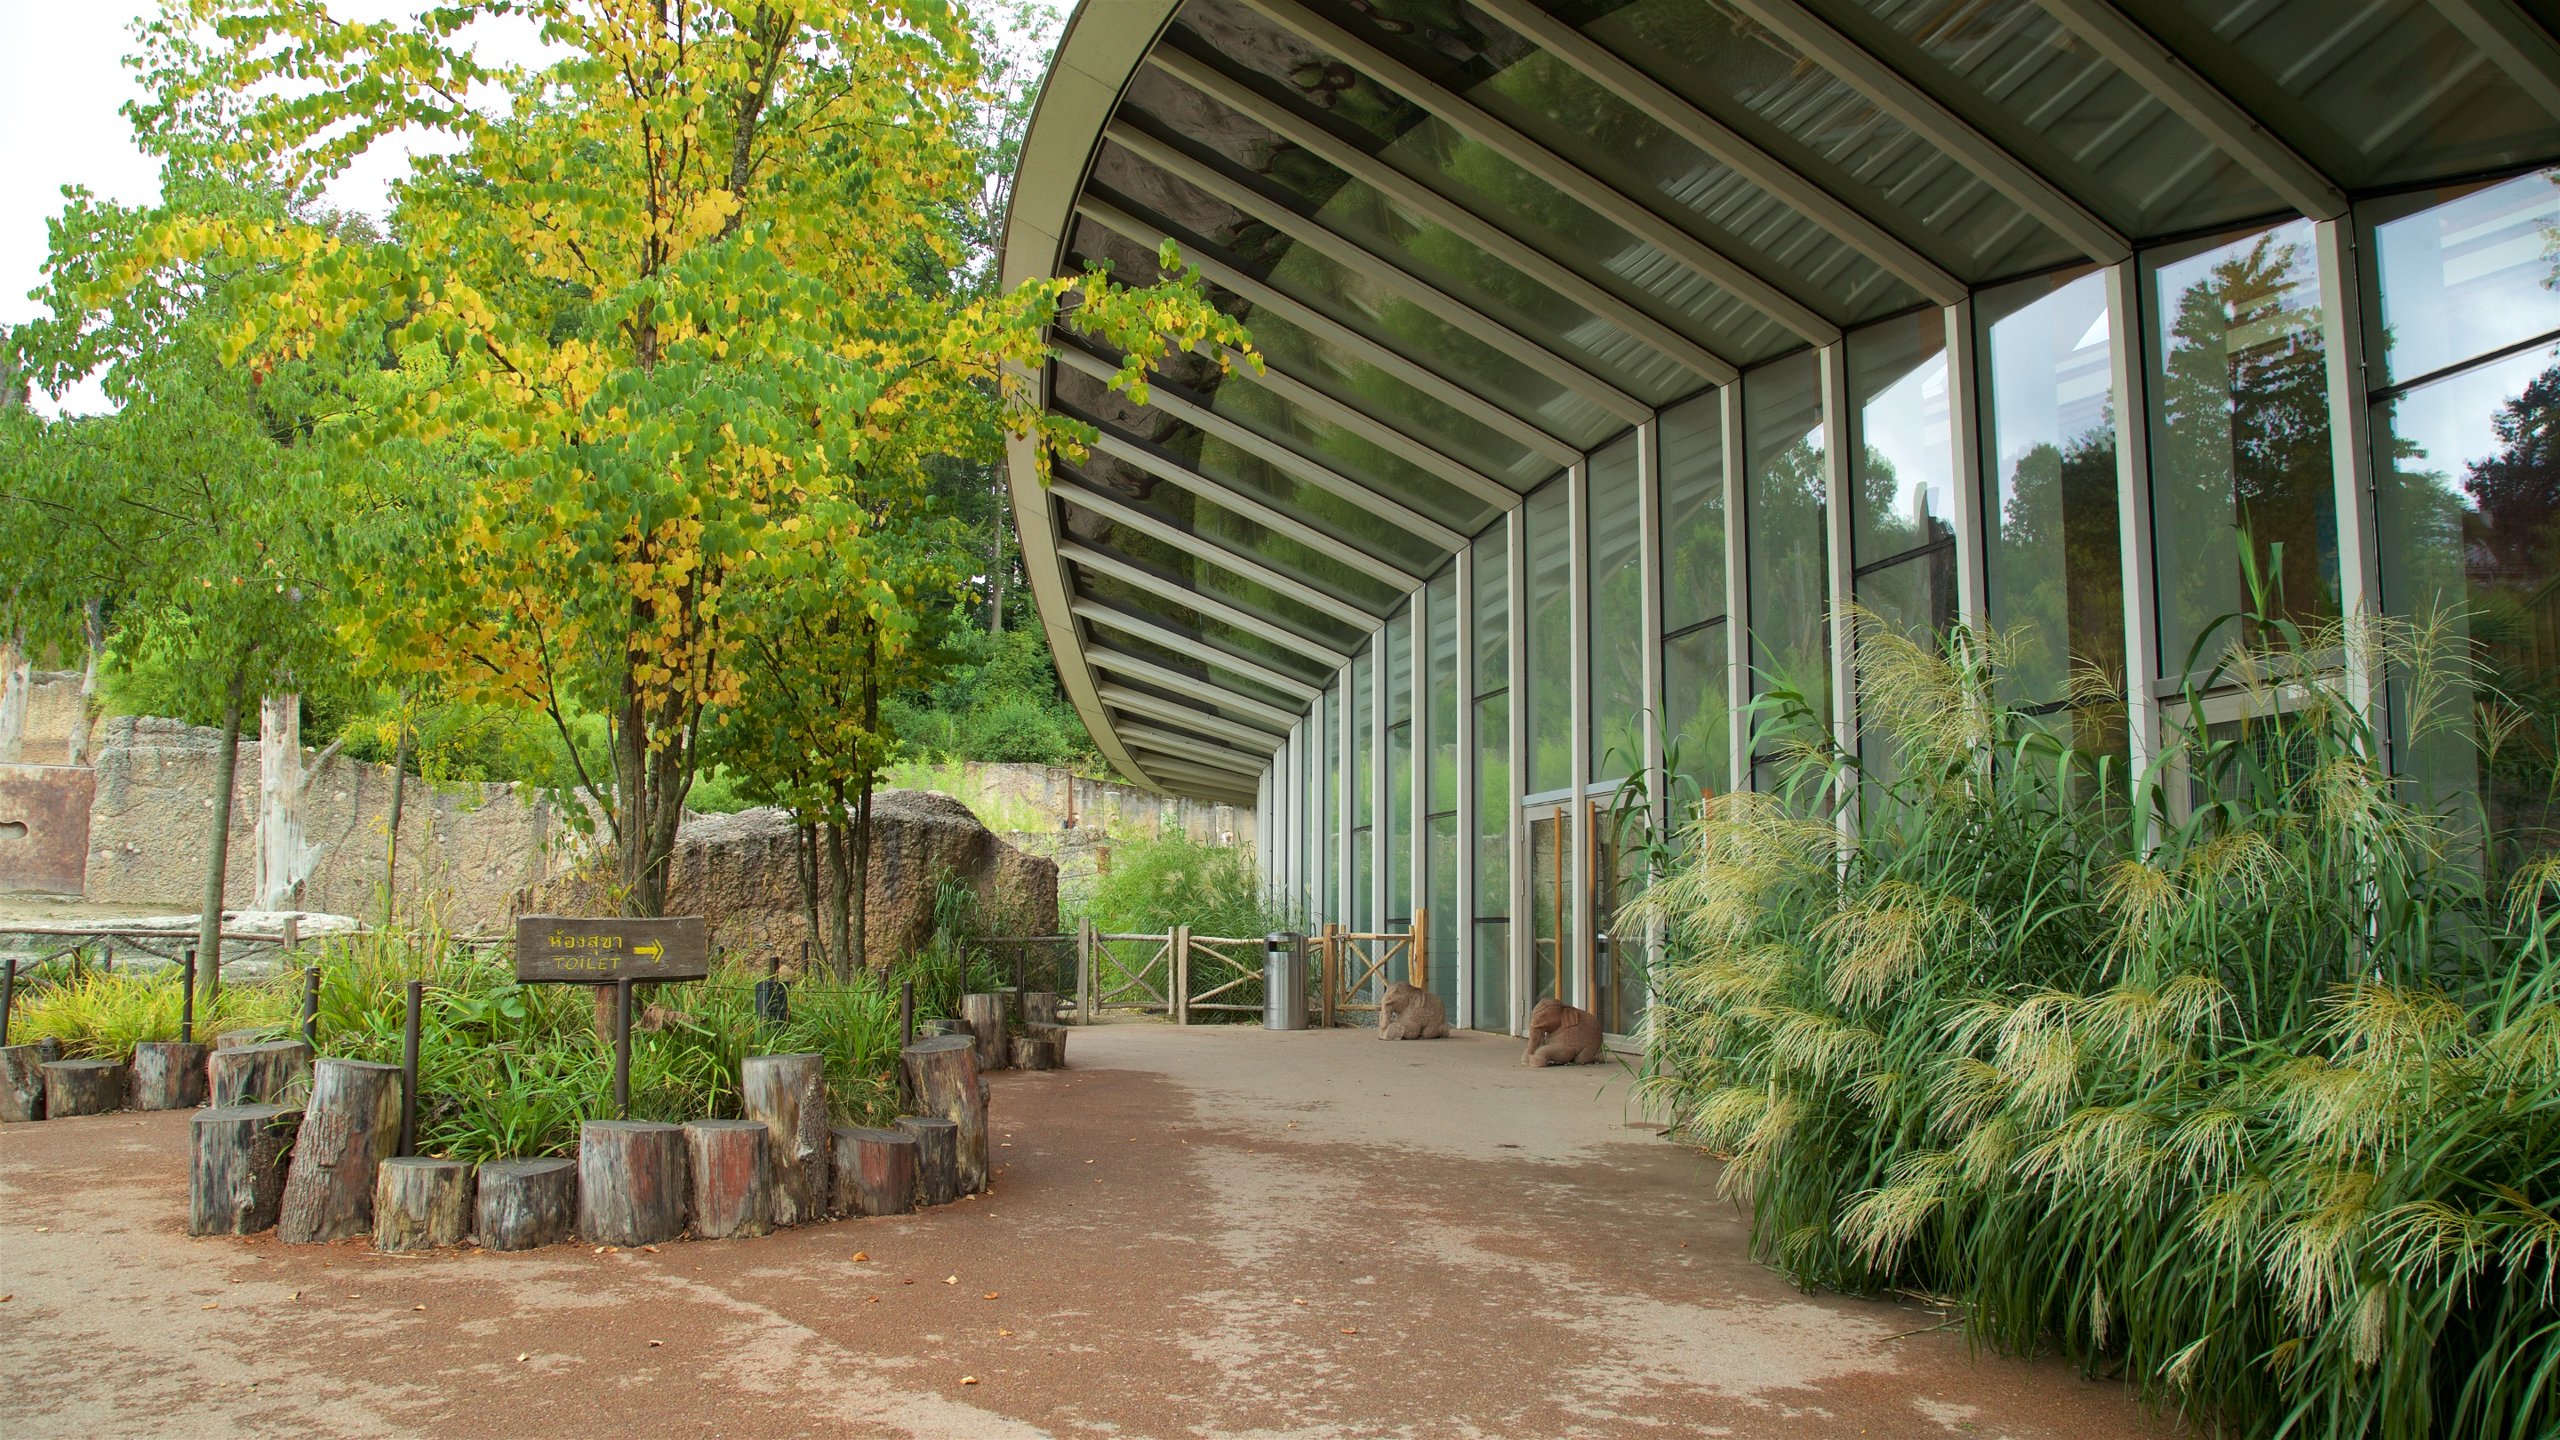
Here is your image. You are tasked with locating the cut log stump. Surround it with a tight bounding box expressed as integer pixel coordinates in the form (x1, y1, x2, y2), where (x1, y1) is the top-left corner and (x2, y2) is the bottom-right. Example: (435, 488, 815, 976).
(190, 1103, 302, 1236)
(131, 1041, 210, 1111)
(43, 1059, 125, 1117)
(214, 1028, 277, 1051)
(476, 1158, 576, 1251)
(1031, 1022, 1068, 1066)
(1, 1043, 47, 1122)
(276, 1058, 404, 1244)
(578, 1120, 688, 1245)
(1023, 991, 1062, 1028)
(898, 1037, 987, 1195)
(1011, 1027, 1064, 1072)
(831, 1126, 916, 1217)
(960, 993, 1010, 1073)
(374, 1157, 473, 1252)
(684, 1119, 771, 1240)
(209, 1039, 312, 1107)
(897, 1115, 961, 1207)
(741, 1053, 829, 1227)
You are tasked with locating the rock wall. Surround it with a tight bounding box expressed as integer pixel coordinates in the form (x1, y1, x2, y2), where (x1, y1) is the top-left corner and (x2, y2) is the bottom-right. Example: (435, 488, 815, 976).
(14, 671, 86, 763)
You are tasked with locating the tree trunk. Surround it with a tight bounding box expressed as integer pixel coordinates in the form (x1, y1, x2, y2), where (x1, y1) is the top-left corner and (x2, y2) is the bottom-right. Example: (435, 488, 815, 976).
(277, 1058, 404, 1244)
(795, 818, 827, 977)
(897, 1037, 987, 1195)
(822, 809, 853, 984)
(1011, 1029, 1064, 1072)
(66, 600, 103, 766)
(578, 1119, 688, 1245)
(381, 713, 410, 928)
(830, 1126, 914, 1217)
(849, 626, 877, 975)
(255, 693, 305, 911)
(896, 1115, 960, 1207)
(131, 1041, 209, 1110)
(1023, 992, 1062, 1028)
(190, 1103, 301, 1236)
(476, 1158, 576, 1251)
(1, 1043, 49, 1122)
(741, 1053, 829, 1226)
(0, 631, 26, 765)
(42, 1058, 125, 1116)
(961, 993, 1010, 1074)
(209, 1038, 312, 1107)
(197, 682, 247, 1010)
(373, 1157, 473, 1252)
(684, 1118, 772, 1239)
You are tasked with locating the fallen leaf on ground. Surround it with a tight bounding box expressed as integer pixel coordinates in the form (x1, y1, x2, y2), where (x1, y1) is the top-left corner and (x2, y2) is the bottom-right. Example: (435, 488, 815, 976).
(648, 1340, 662, 1347)
(851, 1251, 869, 1262)
(982, 1291, 1000, 1300)
(412, 1304, 426, 1312)
(641, 1245, 659, 1253)
(960, 1377, 980, 1387)
(202, 1303, 218, 1310)
(997, 1328, 1012, 1336)
(944, 1275, 958, 1285)
(516, 1354, 529, 1363)
(1292, 1298, 1306, 1306)
(1339, 1327, 1357, 1335)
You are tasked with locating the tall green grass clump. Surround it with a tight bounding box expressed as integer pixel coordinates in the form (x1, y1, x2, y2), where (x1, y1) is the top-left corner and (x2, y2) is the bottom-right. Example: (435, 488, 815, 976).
(1636, 608, 2558, 1439)
(9, 964, 297, 1055)
(1083, 832, 1287, 939)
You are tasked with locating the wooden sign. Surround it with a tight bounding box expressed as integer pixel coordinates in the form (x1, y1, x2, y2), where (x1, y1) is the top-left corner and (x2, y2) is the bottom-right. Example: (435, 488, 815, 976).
(514, 916, 711, 984)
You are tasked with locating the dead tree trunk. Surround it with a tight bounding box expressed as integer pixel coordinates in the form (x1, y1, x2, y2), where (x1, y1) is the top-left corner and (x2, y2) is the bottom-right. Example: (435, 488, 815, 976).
(830, 1127, 914, 1217)
(277, 1058, 404, 1244)
(961, 993, 1010, 1074)
(1, 1043, 48, 1121)
(373, 1157, 473, 1252)
(209, 1038, 312, 1106)
(684, 1118, 772, 1240)
(896, 1115, 960, 1207)
(190, 1103, 301, 1236)
(43, 1059, 125, 1116)
(741, 1053, 829, 1227)
(898, 1037, 987, 1195)
(131, 1041, 209, 1110)
(578, 1119, 688, 1245)
(0, 631, 26, 764)
(476, 1158, 576, 1251)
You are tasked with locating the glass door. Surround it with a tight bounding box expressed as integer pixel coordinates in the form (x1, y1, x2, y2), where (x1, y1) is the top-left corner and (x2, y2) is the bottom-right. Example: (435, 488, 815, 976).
(1590, 797, 1645, 1038)
(1524, 803, 1574, 1009)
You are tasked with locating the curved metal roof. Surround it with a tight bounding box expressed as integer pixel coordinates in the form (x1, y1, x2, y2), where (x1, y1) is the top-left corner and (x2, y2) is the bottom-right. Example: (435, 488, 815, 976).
(1001, 0, 2560, 805)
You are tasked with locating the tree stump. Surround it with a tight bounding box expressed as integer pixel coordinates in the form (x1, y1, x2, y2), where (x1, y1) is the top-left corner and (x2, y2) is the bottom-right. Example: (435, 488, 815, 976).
(1023, 991, 1062, 1028)
(209, 1039, 313, 1107)
(190, 1103, 302, 1236)
(276, 1058, 404, 1244)
(131, 1041, 210, 1111)
(42, 1059, 125, 1117)
(1030, 1022, 1068, 1066)
(684, 1119, 771, 1240)
(476, 1158, 576, 1252)
(741, 1053, 829, 1227)
(373, 1157, 473, 1252)
(896, 1115, 961, 1207)
(898, 1037, 987, 1195)
(960, 993, 1010, 1073)
(1011, 1027, 1064, 1072)
(578, 1120, 688, 1245)
(214, 1028, 277, 1050)
(0, 1043, 47, 1122)
(831, 1126, 916, 1217)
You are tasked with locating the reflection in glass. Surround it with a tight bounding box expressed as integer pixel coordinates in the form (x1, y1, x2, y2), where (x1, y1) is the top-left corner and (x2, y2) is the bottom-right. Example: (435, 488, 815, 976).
(1427, 570, 1459, 813)
(1350, 643, 1373, 930)
(1473, 920, 1511, 1033)
(1526, 805, 1574, 1008)
(1849, 314, 1954, 568)
(1473, 691, 1511, 1032)
(1524, 482, 1574, 794)
(1660, 393, 1727, 633)
(1428, 815, 1458, 1011)
(2147, 221, 2338, 681)
(1385, 606, 1413, 924)
(1304, 691, 1328, 921)
(2373, 171, 2560, 382)
(1981, 269, 2126, 718)
(1745, 351, 1831, 745)
(1590, 437, 1645, 779)
(1592, 802, 1645, 1038)
(2376, 343, 2560, 871)
(1473, 527, 1508, 694)
(1664, 620, 1732, 806)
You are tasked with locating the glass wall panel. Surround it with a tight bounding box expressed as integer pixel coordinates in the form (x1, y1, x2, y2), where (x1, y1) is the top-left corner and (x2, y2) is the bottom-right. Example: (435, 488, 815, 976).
(1849, 314, 1958, 794)
(1427, 815, 1458, 1011)
(1523, 481, 1574, 795)
(1350, 644, 1373, 931)
(1427, 570, 1459, 813)
(2371, 168, 2560, 385)
(1473, 527, 1509, 693)
(1980, 269, 2127, 720)
(1664, 621, 1731, 804)
(1302, 694, 1326, 921)
(1473, 691, 1511, 1033)
(1385, 604, 1413, 927)
(1660, 394, 1727, 633)
(1589, 436, 1645, 780)
(1744, 351, 1831, 753)
(1526, 804, 1574, 1008)
(2146, 220, 2339, 683)
(1592, 802, 1644, 1037)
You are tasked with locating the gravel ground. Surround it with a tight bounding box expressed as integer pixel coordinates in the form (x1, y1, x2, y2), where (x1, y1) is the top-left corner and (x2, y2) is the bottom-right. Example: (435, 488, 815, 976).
(0, 1023, 2178, 1438)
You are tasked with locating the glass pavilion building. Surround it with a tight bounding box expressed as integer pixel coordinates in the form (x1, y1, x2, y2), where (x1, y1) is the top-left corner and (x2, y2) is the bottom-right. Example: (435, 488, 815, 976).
(1001, 0, 2560, 1041)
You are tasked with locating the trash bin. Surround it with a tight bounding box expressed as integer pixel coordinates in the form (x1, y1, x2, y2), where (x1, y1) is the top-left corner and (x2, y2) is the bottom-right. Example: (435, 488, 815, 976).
(1263, 932, 1307, 1031)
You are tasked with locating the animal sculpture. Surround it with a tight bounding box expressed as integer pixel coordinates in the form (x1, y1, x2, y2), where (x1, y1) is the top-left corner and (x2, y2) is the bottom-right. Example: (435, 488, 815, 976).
(1377, 980, 1450, 1040)
(1522, 996, 1604, 1067)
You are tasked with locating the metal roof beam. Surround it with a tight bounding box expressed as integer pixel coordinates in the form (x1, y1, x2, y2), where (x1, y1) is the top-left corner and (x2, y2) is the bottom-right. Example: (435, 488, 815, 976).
(2427, 0, 2560, 123)
(2030, 0, 2347, 220)
(1117, 723, 1273, 775)
(1084, 645, 1303, 730)
(1049, 342, 1467, 551)
(1468, 0, 1963, 307)
(1148, 46, 1741, 388)
(1098, 683, 1287, 750)
(1182, 339, 1521, 512)
(1053, 475, 1384, 628)
(1072, 598, 1323, 702)
(1725, 0, 2130, 263)
(1061, 541, 1356, 669)
(1081, 193, 1578, 465)
(1106, 120, 1654, 423)
(1235, 0, 1839, 345)
(1126, 753, 1263, 798)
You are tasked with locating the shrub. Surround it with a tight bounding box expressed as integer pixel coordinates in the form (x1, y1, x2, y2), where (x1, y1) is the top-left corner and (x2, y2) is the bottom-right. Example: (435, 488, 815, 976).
(1635, 610, 2559, 1440)
(1081, 832, 1285, 940)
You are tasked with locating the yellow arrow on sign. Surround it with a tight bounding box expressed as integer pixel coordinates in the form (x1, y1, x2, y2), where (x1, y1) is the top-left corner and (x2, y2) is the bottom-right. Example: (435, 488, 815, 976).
(634, 939, 665, 962)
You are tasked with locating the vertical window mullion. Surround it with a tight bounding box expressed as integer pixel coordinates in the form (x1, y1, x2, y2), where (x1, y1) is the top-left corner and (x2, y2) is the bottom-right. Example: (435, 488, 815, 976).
(1948, 298, 1990, 633)
(1721, 383, 1750, 795)
(1455, 544, 1475, 1028)
(1822, 341, 1859, 841)
(1567, 460, 1592, 1011)
(2108, 259, 2166, 829)
(2318, 216, 2387, 761)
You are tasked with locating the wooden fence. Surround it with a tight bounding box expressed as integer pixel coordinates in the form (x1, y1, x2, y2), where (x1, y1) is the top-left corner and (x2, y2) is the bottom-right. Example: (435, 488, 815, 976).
(1008, 920, 1420, 1028)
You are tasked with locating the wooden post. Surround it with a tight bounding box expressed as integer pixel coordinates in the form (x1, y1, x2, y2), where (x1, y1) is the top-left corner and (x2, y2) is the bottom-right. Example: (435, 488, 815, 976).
(959, 993, 1009, 1073)
(301, 965, 320, 1048)
(181, 948, 195, 1043)
(1320, 927, 1339, 1030)
(2, 957, 16, 1046)
(897, 1037, 987, 1194)
(1075, 918, 1096, 1024)
(476, 1158, 576, 1251)
(373, 1157, 473, 1252)
(210, 1038, 313, 1107)
(1411, 909, 1427, 989)
(189, 1103, 301, 1235)
(0, 1043, 45, 1122)
(741, 1053, 830, 1227)
(131, 1041, 210, 1111)
(899, 980, 915, 1049)
(42, 1059, 126, 1117)
(684, 1118, 772, 1240)
(577, 1120, 688, 1245)
(896, 1116, 960, 1207)
(277, 1058, 404, 1244)
(1173, 925, 1192, 1026)
(613, 977, 633, 1118)
(830, 1126, 915, 1217)
(399, 981, 422, 1155)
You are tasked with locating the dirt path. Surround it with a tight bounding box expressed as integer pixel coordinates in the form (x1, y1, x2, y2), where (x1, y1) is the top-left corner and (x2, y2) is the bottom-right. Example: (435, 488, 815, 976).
(0, 1024, 2176, 1438)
